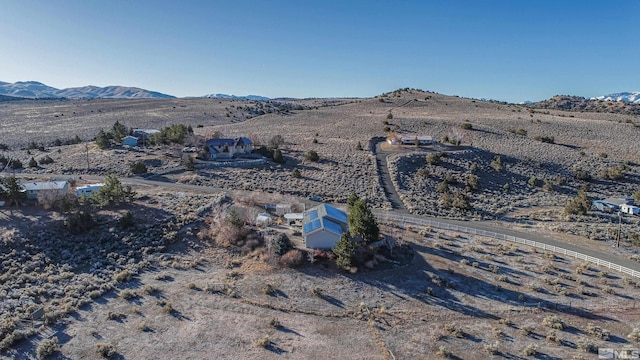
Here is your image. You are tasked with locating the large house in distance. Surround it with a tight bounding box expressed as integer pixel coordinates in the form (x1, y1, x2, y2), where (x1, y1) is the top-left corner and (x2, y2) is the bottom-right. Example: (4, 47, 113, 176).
(302, 203, 349, 249)
(204, 137, 253, 160)
(387, 133, 435, 146)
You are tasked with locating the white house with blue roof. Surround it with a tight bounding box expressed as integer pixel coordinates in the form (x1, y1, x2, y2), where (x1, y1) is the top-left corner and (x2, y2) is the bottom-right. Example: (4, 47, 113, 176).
(303, 203, 349, 249)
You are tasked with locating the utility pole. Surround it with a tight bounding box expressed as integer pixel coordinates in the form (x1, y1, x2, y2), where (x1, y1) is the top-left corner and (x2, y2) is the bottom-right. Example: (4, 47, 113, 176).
(617, 211, 622, 248)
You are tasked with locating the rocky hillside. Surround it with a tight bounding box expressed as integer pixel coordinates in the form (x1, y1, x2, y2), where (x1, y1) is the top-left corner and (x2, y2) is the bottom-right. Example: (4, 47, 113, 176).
(527, 95, 640, 116)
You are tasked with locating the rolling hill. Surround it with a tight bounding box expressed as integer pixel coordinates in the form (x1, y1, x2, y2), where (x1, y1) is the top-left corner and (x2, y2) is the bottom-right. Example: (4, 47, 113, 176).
(0, 81, 175, 99)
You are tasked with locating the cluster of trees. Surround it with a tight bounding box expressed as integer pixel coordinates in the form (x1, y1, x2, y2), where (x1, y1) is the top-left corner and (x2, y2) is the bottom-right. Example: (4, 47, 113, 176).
(96, 122, 194, 149)
(254, 135, 286, 163)
(332, 193, 380, 268)
(150, 124, 193, 145)
(96, 121, 129, 149)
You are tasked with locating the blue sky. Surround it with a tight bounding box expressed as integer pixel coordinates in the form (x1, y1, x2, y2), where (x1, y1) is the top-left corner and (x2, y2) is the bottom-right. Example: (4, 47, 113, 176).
(0, 0, 637, 102)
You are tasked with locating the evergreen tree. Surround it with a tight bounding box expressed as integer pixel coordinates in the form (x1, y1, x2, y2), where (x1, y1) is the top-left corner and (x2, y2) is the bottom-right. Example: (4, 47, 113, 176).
(96, 130, 111, 149)
(92, 174, 136, 207)
(1, 176, 26, 206)
(111, 121, 128, 142)
(28, 157, 38, 168)
(333, 233, 355, 268)
(565, 190, 591, 215)
(348, 198, 380, 243)
(347, 192, 359, 211)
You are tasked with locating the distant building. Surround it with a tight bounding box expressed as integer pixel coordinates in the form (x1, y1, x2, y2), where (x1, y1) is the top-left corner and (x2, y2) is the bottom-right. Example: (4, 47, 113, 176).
(204, 137, 253, 160)
(20, 181, 68, 200)
(123, 135, 139, 147)
(593, 197, 635, 213)
(302, 203, 349, 249)
(132, 129, 160, 145)
(76, 183, 105, 197)
(387, 133, 435, 145)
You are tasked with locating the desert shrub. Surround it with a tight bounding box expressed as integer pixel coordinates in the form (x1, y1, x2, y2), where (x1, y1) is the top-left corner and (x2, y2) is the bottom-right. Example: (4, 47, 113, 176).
(459, 259, 470, 266)
(575, 169, 591, 181)
(119, 210, 134, 228)
(36, 337, 59, 359)
(280, 249, 304, 267)
(565, 190, 591, 215)
(542, 315, 565, 330)
(356, 141, 363, 150)
(65, 211, 94, 234)
(445, 323, 465, 338)
(290, 168, 301, 178)
(599, 152, 608, 158)
(269, 317, 281, 328)
(272, 148, 285, 163)
(546, 330, 561, 345)
(386, 112, 393, 120)
(114, 270, 132, 283)
(311, 287, 323, 297)
(628, 328, 640, 343)
(451, 191, 471, 210)
(96, 342, 116, 358)
(120, 289, 137, 300)
(522, 343, 539, 356)
(461, 122, 473, 130)
(28, 157, 38, 168)
(534, 135, 555, 144)
(416, 167, 431, 178)
(436, 345, 450, 358)
(269, 135, 285, 149)
(426, 152, 441, 165)
(498, 317, 513, 326)
(576, 337, 597, 353)
(0, 143, 8, 150)
(466, 174, 479, 192)
(520, 325, 534, 336)
(8, 159, 22, 169)
(304, 150, 319, 162)
(39, 155, 54, 165)
(490, 156, 503, 173)
(585, 323, 609, 340)
(130, 161, 148, 174)
(483, 341, 499, 354)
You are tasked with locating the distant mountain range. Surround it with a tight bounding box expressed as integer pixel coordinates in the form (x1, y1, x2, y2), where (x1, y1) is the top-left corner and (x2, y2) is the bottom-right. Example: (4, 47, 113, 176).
(591, 91, 640, 104)
(0, 81, 175, 99)
(201, 93, 271, 101)
(526, 94, 640, 116)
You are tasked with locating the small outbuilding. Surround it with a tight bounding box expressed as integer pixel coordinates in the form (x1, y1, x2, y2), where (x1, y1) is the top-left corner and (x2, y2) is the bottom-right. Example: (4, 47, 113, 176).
(123, 136, 139, 147)
(256, 213, 272, 227)
(302, 203, 349, 249)
(76, 183, 105, 197)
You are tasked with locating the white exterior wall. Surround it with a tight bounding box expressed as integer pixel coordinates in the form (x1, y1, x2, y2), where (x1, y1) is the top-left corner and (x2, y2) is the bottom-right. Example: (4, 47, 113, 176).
(305, 230, 341, 249)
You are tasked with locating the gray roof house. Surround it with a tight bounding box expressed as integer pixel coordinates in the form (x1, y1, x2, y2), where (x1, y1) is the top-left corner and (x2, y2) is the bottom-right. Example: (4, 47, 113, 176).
(302, 203, 349, 249)
(205, 137, 253, 159)
(20, 181, 69, 200)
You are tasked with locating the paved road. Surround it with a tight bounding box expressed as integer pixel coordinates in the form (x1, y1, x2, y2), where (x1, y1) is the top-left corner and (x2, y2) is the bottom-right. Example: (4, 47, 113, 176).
(7, 169, 640, 274)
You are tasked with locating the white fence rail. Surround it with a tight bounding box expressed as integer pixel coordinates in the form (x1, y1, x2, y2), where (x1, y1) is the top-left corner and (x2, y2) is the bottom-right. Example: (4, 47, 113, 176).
(375, 213, 640, 279)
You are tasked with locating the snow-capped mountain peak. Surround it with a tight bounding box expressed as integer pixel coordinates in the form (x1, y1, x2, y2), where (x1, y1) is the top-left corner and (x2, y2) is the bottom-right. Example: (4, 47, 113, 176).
(592, 91, 640, 104)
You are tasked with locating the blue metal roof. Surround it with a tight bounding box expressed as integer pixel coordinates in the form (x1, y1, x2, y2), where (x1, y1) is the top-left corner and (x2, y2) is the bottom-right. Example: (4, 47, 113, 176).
(308, 210, 319, 220)
(323, 218, 344, 235)
(303, 219, 322, 234)
(323, 204, 348, 224)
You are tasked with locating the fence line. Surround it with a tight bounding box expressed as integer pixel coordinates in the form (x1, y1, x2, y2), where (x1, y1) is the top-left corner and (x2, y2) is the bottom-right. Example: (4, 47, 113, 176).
(375, 212, 640, 279)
